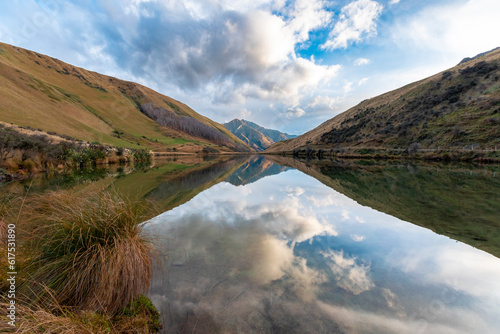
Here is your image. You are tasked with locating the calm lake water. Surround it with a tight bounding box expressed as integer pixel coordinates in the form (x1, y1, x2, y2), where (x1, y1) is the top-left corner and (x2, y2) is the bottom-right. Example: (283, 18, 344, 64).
(145, 156, 500, 334)
(3, 155, 500, 333)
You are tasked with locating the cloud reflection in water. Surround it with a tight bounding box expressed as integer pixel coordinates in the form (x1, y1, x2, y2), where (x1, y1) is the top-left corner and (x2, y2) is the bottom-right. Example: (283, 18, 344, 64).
(148, 167, 500, 334)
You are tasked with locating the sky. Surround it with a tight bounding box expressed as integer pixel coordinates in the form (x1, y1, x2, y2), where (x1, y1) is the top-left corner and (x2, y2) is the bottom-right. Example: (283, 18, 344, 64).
(1, 0, 500, 134)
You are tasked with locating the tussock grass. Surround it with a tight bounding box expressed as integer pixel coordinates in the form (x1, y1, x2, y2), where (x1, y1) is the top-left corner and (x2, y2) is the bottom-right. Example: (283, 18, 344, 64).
(24, 190, 159, 315)
(0, 285, 115, 334)
(0, 292, 159, 333)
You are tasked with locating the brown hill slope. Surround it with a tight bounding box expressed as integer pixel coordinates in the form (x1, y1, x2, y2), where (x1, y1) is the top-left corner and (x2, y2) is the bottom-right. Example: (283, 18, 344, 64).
(0, 42, 248, 152)
(267, 48, 500, 154)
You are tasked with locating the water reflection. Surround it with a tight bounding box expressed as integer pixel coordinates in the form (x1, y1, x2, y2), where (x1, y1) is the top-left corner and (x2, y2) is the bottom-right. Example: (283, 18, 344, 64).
(268, 156, 500, 258)
(148, 158, 500, 334)
(225, 155, 291, 186)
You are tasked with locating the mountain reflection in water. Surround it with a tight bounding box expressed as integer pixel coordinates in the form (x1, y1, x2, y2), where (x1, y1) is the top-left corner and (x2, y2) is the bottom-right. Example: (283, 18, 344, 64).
(147, 156, 500, 334)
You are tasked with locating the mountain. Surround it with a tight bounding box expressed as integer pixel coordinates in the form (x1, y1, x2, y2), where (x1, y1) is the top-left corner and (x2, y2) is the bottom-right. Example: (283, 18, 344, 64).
(267, 48, 500, 154)
(268, 156, 500, 259)
(224, 119, 297, 151)
(224, 155, 290, 186)
(0, 42, 249, 152)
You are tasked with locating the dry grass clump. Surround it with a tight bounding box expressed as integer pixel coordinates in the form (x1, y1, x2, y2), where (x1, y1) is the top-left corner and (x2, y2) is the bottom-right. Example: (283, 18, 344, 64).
(0, 196, 12, 246)
(0, 291, 159, 333)
(0, 288, 113, 334)
(25, 190, 158, 315)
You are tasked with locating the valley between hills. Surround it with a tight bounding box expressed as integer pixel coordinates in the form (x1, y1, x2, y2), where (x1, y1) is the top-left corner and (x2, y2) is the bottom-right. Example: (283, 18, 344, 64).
(1, 41, 500, 180)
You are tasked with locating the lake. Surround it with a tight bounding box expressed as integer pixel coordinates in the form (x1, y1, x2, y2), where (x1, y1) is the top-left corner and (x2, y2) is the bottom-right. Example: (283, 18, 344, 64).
(3, 155, 500, 333)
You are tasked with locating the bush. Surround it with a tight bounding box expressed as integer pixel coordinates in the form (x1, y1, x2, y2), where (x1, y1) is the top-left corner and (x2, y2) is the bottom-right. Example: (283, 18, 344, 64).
(26, 190, 158, 315)
(133, 149, 152, 164)
(202, 146, 220, 154)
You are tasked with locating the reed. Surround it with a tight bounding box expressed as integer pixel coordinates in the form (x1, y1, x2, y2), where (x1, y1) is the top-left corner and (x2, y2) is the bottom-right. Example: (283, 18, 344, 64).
(25, 190, 158, 315)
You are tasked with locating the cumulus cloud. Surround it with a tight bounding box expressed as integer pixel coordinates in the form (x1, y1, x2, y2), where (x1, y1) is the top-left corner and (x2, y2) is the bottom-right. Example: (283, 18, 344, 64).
(321, 250, 375, 295)
(354, 57, 372, 65)
(322, 0, 384, 50)
(286, 0, 333, 43)
(95, 0, 340, 107)
(0, 0, 341, 113)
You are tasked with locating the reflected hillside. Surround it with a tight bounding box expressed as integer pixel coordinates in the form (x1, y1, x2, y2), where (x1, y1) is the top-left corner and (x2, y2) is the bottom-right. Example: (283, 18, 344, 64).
(269, 156, 500, 258)
(143, 157, 248, 210)
(111, 155, 249, 211)
(0, 155, 250, 214)
(225, 155, 291, 186)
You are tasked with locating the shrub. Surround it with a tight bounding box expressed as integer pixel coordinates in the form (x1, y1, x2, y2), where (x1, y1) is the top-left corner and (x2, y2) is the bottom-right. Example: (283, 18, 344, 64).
(26, 190, 158, 315)
(133, 149, 152, 164)
(202, 146, 220, 154)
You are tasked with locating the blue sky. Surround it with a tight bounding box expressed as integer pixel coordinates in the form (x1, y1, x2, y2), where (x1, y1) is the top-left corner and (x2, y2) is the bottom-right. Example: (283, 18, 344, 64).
(1, 0, 499, 134)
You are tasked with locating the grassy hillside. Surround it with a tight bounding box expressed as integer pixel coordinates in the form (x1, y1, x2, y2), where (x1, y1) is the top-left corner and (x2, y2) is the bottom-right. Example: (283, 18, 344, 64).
(267, 48, 500, 154)
(224, 119, 297, 151)
(0, 42, 248, 152)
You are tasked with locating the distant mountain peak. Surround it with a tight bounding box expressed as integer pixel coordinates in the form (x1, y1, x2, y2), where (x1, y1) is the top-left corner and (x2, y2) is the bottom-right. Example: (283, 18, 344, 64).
(224, 119, 298, 151)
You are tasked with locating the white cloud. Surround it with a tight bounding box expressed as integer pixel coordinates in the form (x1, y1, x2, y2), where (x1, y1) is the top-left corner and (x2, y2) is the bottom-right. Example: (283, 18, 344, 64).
(286, 186, 305, 196)
(321, 250, 374, 295)
(354, 57, 371, 65)
(344, 81, 354, 93)
(284, 107, 306, 119)
(389, 0, 400, 5)
(358, 77, 369, 85)
(322, 0, 384, 50)
(350, 234, 366, 242)
(392, 0, 500, 59)
(355, 216, 366, 223)
(308, 95, 340, 110)
(317, 301, 491, 334)
(0, 0, 341, 113)
(287, 0, 333, 43)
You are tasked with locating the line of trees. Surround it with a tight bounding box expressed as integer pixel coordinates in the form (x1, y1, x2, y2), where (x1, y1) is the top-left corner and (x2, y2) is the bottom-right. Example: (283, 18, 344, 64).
(141, 103, 231, 146)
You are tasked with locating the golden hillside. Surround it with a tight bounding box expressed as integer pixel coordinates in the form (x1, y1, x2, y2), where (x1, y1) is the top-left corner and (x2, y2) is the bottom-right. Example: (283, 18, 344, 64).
(0, 42, 248, 152)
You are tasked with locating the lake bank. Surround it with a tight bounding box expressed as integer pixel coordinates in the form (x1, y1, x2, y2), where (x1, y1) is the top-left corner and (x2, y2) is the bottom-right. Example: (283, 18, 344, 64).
(265, 146, 500, 163)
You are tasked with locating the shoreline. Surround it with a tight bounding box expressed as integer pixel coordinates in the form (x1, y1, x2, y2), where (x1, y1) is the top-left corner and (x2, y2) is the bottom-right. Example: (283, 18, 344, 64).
(263, 147, 500, 164)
